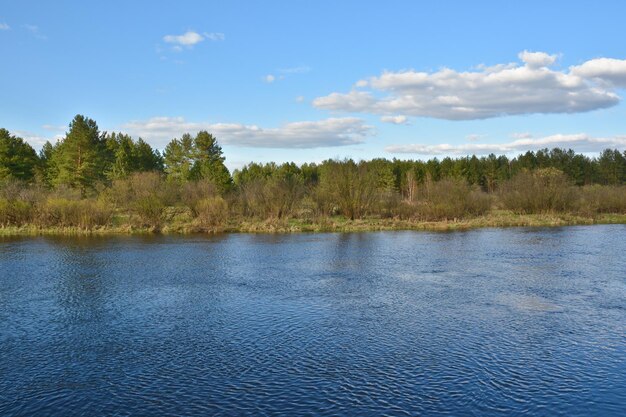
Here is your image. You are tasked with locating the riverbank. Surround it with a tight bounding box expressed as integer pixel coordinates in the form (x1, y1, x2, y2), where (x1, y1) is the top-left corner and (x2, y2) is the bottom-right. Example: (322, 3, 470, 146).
(1, 211, 624, 236)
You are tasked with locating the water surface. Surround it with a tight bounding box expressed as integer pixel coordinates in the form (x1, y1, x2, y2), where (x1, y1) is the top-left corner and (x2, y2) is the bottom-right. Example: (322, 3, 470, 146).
(1, 226, 625, 415)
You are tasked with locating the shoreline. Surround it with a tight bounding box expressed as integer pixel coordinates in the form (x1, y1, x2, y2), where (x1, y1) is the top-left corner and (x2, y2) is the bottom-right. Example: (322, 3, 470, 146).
(1, 211, 624, 237)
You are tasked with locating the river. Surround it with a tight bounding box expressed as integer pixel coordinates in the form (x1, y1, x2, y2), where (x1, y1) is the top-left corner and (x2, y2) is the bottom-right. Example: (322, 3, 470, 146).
(1, 226, 625, 415)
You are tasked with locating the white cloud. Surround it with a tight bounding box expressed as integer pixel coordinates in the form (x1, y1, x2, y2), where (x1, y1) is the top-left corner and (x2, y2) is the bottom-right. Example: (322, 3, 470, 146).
(295, 96, 305, 103)
(314, 51, 626, 120)
(163, 30, 223, 48)
(13, 130, 63, 148)
(121, 116, 373, 148)
(571, 58, 626, 86)
(163, 31, 203, 46)
(0, 23, 9, 30)
(203, 32, 225, 41)
(380, 115, 409, 124)
(518, 50, 558, 68)
(264, 74, 276, 83)
(385, 133, 626, 155)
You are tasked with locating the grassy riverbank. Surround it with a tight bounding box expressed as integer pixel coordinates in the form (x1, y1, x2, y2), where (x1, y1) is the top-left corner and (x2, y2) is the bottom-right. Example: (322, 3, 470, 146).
(1, 211, 624, 236)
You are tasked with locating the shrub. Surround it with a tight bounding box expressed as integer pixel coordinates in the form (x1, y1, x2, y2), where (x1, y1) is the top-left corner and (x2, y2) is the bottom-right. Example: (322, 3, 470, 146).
(416, 179, 491, 220)
(0, 198, 33, 226)
(132, 195, 165, 228)
(373, 190, 402, 218)
(108, 172, 167, 228)
(499, 168, 577, 214)
(181, 180, 218, 208)
(35, 198, 112, 228)
(193, 196, 228, 228)
(576, 185, 626, 215)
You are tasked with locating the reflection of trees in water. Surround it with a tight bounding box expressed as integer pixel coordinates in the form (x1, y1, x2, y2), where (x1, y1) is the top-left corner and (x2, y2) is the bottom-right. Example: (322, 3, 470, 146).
(47, 234, 232, 321)
(46, 236, 113, 325)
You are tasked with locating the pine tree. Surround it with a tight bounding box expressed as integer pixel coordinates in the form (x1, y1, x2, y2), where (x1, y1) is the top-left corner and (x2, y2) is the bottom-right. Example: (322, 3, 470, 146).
(164, 134, 194, 182)
(191, 131, 232, 192)
(51, 115, 107, 193)
(0, 129, 39, 182)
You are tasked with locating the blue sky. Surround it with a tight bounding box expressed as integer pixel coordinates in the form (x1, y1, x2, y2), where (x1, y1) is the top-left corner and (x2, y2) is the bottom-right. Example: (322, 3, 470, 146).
(1, 0, 626, 169)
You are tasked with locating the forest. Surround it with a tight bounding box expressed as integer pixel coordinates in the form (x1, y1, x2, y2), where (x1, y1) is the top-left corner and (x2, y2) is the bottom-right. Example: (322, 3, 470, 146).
(1, 115, 625, 233)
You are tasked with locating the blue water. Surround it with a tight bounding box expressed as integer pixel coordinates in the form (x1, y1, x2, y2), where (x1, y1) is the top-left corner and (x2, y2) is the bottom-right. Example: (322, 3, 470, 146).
(1, 226, 625, 416)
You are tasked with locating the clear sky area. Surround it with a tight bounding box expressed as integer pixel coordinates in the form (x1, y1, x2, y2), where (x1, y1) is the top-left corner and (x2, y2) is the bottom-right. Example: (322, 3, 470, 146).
(2, 0, 625, 169)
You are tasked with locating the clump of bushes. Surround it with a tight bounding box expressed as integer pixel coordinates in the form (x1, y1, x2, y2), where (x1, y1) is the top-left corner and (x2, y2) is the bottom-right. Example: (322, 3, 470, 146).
(35, 198, 112, 228)
(108, 172, 170, 228)
(1, 153, 625, 233)
(499, 168, 577, 214)
(235, 177, 305, 219)
(575, 185, 626, 215)
(193, 196, 228, 228)
(0, 198, 32, 226)
(415, 179, 492, 220)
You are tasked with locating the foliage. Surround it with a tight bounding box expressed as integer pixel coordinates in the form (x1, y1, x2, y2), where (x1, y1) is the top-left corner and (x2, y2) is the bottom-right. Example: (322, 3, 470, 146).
(415, 179, 492, 220)
(317, 159, 378, 220)
(0, 129, 39, 181)
(164, 131, 232, 192)
(49, 115, 109, 194)
(499, 168, 577, 214)
(106, 133, 163, 180)
(1, 115, 626, 232)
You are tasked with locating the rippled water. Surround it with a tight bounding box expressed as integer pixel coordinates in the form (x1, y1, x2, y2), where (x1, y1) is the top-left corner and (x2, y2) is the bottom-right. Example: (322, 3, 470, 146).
(1, 226, 625, 416)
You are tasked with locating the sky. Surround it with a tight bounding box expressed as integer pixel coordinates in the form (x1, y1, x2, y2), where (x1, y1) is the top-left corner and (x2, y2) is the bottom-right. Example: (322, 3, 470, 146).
(1, 0, 626, 170)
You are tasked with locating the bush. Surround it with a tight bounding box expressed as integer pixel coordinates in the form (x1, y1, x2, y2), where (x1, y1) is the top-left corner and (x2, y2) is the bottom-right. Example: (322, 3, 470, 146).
(393, 200, 419, 220)
(108, 172, 167, 228)
(35, 198, 112, 228)
(416, 179, 491, 220)
(181, 180, 218, 208)
(576, 185, 626, 215)
(0, 198, 33, 226)
(237, 179, 304, 219)
(132, 195, 165, 228)
(499, 168, 577, 214)
(374, 190, 402, 218)
(193, 196, 228, 228)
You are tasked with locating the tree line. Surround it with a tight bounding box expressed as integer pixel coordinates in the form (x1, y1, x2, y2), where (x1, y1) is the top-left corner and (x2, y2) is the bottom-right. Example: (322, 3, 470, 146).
(1, 114, 625, 230)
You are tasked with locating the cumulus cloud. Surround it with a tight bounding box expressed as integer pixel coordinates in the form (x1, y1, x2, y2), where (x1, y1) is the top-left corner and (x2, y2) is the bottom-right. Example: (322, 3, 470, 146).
(313, 51, 626, 120)
(385, 134, 626, 155)
(518, 50, 558, 68)
(13, 130, 63, 148)
(0, 23, 9, 30)
(380, 115, 409, 124)
(571, 58, 626, 86)
(163, 30, 223, 48)
(264, 74, 276, 83)
(121, 117, 372, 148)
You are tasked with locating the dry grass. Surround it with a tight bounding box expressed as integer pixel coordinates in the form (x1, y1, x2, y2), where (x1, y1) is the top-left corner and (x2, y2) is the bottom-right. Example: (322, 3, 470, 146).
(3, 210, 623, 236)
